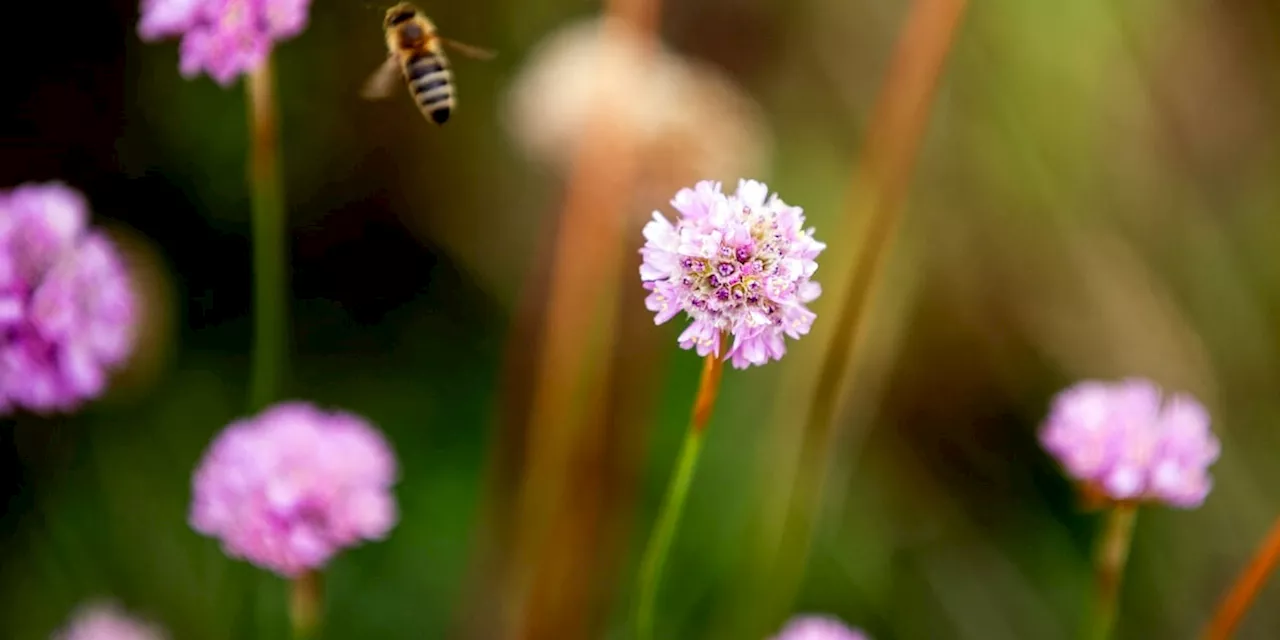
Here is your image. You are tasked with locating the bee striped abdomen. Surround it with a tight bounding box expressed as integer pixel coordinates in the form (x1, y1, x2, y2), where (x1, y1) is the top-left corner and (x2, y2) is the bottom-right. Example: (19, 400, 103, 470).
(405, 51, 453, 124)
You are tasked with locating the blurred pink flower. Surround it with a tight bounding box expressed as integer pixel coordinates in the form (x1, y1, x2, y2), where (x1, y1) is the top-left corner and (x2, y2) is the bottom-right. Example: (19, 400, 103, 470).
(137, 0, 312, 86)
(0, 182, 137, 414)
(52, 601, 168, 640)
(640, 179, 825, 369)
(1040, 378, 1220, 508)
(770, 615, 868, 640)
(190, 401, 399, 576)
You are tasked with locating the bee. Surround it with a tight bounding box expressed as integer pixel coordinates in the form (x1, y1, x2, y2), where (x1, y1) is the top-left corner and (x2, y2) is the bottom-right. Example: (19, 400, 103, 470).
(361, 2, 496, 125)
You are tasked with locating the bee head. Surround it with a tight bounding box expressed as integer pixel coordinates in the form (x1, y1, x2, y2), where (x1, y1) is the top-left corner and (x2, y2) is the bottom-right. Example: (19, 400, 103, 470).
(384, 3, 419, 29)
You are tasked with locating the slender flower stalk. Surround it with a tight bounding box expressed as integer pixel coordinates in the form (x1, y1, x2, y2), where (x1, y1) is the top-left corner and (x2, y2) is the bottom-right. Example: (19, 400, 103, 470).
(141, 4, 307, 637)
(1202, 515, 1280, 640)
(636, 343, 725, 640)
(246, 58, 287, 411)
(290, 570, 323, 640)
(1088, 504, 1137, 640)
(503, 1, 662, 632)
(506, 0, 659, 595)
(760, 0, 968, 625)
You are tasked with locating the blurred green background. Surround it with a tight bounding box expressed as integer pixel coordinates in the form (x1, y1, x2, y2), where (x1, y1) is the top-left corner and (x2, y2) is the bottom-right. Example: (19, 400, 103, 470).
(3, 0, 1280, 638)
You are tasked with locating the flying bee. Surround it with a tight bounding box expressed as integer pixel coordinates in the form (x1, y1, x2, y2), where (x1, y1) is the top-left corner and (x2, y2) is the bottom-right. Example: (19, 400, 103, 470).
(362, 2, 496, 125)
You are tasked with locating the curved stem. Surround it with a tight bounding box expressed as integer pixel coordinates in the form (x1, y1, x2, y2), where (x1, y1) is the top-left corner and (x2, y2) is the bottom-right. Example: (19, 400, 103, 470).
(505, 8, 661, 631)
(761, 0, 969, 625)
(246, 57, 288, 411)
(1202, 515, 1280, 640)
(636, 350, 725, 640)
(1087, 504, 1138, 640)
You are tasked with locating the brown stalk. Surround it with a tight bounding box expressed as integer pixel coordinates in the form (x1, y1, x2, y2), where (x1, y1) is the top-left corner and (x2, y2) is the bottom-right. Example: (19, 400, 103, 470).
(499, 0, 663, 636)
(761, 0, 968, 625)
(289, 570, 323, 640)
(1202, 515, 1280, 640)
(526, 245, 672, 640)
(691, 343, 726, 434)
(447, 208, 558, 640)
(246, 58, 288, 412)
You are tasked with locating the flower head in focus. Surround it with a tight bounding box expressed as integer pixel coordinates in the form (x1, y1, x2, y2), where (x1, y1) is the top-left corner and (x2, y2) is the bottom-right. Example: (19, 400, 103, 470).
(52, 601, 168, 640)
(137, 0, 312, 86)
(1040, 378, 1220, 508)
(640, 180, 824, 369)
(0, 182, 137, 415)
(190, 401, 399, 576)
(770, 615, 868, 640)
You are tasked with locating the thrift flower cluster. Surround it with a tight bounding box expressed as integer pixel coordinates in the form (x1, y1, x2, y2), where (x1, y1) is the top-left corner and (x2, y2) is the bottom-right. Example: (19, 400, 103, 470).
(190, 402, 399, 576)
(771, 615, 868, 640)
(640, 180, 825, 369)
(1040, 378, 1220, 508)
(52, 602, 168, 640)
(0, 183, 136, 415)
(138, 0, 312, 85)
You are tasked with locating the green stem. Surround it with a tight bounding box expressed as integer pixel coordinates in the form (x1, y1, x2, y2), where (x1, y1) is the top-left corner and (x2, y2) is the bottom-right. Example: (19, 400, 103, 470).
(246, 56, 288, 411)
(1087, 504, 1138, 640)
(245, 56, 292, 640)
(636, 351, 725, 640)
(636, 427, 705, 640)
(290, 571, 323, 640)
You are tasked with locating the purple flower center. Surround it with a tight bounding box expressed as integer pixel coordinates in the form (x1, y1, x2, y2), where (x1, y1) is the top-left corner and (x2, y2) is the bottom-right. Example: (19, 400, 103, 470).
(294, 499, 331, 531)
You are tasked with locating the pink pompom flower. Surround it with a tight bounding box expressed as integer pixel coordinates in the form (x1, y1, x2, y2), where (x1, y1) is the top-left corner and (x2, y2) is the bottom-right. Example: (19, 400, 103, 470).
(52, 601, 168, 640)
(190, 401, 399, 576)
(1040, 378, 1220, 509)
(0, 182, 137, 414)
(640, 180, 825, 369)
(770, 615, 869, 640)
(137, 0, 312, 86)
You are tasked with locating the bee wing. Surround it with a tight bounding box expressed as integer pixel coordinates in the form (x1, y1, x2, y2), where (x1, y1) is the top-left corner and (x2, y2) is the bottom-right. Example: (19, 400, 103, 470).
(440, 38, 497, 60)
(360, 56, 402, 100)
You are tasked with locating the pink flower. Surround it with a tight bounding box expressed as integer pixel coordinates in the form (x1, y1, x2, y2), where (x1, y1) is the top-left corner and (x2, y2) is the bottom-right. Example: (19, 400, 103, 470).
(138, 0, 312, 86)
(52, 601, 168, 640)
(640, 180, 825, 369)
(190, 401, 399, 576)
(0, 182, 137, 414)
(1040, 378, 1220, 508)
(771, 615, 868, 640)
